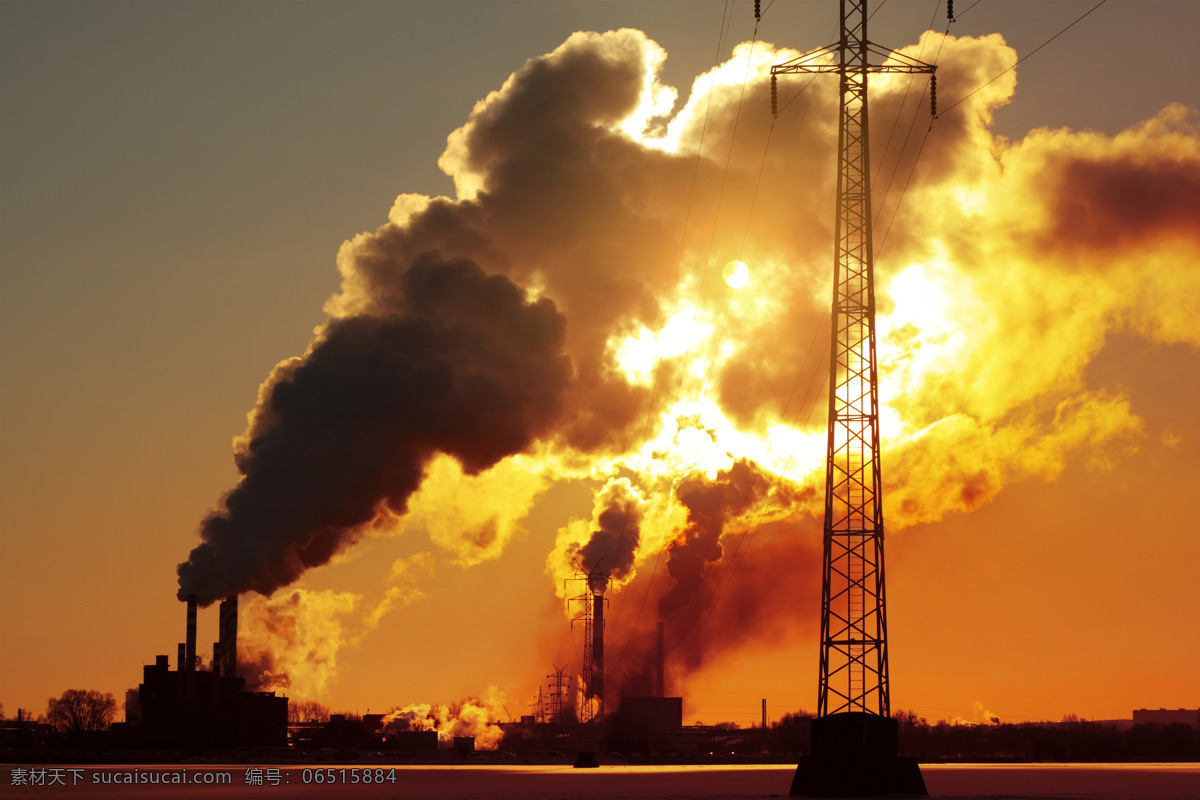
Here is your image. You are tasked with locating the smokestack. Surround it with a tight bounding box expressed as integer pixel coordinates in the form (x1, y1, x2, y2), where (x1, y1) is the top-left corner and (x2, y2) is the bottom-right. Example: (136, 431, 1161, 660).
(219, 595, 238, 678)
(592, 593, 604, 705)
(213, 642, 222, 679)
(762, 698, 767, 729)
(185, 595, 198, 673)
(177, 643, 186, 672)
(656, 621, 665, 698)
(587, 568, 607, 709)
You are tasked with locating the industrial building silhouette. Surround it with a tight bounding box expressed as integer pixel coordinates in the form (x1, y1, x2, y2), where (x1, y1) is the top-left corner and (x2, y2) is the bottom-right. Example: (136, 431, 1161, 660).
(126, 596, 287, 748)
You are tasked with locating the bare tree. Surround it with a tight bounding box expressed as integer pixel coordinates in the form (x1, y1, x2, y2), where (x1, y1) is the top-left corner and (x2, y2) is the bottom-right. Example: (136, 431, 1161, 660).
(46, 690, 116, 733)
(288, 700, 331, 724)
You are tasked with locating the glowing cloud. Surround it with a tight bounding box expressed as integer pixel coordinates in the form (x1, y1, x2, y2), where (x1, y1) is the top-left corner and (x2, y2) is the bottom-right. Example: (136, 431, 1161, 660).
(181, 23, 1200, 698)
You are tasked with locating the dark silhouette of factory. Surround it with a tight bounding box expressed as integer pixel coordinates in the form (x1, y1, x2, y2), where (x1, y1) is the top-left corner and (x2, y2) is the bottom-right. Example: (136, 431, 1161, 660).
(126, 596, 287, 748)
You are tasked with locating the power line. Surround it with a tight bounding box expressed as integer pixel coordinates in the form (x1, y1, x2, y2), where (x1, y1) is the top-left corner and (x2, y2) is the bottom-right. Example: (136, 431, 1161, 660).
(940, 0, 1109, 115)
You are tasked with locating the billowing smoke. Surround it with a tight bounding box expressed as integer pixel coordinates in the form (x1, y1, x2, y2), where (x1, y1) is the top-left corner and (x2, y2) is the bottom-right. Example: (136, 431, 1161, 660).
(549, 477, 648, 590)
(603, 512, 822, 699)
(579, 480, 645, 580)
(660, 459, 786, 617)
(177, 21, 1199, 705)
(178, 254, 570, 603)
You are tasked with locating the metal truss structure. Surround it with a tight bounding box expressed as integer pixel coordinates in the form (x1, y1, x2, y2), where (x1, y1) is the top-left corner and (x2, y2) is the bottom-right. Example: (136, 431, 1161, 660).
(772, 0, 935, 719)
(568, 566, 608, 724)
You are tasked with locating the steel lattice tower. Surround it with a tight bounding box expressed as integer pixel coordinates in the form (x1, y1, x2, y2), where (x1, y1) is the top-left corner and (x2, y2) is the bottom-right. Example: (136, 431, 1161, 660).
(772, 1, 935, 721)
(569, 566, 608, 725)
(547, 665, 569, 724)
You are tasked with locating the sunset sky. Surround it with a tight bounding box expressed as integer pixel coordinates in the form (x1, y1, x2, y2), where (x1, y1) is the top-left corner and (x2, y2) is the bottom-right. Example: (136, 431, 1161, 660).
(2, 0, 1198, 733)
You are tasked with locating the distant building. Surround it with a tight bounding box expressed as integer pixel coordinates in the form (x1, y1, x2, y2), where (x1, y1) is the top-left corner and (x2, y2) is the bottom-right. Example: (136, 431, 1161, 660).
(0, 710, 53, 749)
(312, 714, 378, 749)
(1089, 718, 1134, 731)
(389, 730, 438, 751)
(1132, 708, 1200, 728)
(620, 697, 683, 732)
(608, 697, 684, 753)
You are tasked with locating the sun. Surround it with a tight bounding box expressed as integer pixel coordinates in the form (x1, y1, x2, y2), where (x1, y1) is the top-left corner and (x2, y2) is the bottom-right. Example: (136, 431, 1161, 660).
(722, 260, 750, 289)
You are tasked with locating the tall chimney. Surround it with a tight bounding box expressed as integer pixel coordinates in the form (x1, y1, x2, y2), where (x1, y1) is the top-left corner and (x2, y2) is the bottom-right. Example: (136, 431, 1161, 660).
(184, 595, 198, 673)
(592, 593, 604, 705)
(219, 595, 238, 678)
(213, 641, 222, 679)
(656, 621, 665, 698)
(762, 698, 767, 729)
(587, 568, 607, 711)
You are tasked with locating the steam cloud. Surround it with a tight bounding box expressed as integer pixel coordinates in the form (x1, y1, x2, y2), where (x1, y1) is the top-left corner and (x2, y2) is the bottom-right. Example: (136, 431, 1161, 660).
(382, 689, 508, 750)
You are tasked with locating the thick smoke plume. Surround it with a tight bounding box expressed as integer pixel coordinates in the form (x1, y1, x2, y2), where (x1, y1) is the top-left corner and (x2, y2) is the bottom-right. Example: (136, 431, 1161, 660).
(178, 22, 1199, 704)
(178, 254, 570, 603)
(550, 477, 648, 587)
(660, 459, 791, 617)
(578, 479, 645, 580)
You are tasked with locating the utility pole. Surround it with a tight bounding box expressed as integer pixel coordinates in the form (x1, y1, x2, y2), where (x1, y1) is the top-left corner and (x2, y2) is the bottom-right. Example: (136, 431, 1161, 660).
(772, 1, 937, 795)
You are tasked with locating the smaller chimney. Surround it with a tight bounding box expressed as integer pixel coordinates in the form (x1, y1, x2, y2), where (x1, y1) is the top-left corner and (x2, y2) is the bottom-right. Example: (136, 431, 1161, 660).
(213, 642, 222, 678)
(762, 698, 767, 729)
(177, 643, 187, 672)
(219, 595, 238, 678)
(656, 621, 665, 698)
(185, 595, 198, 673)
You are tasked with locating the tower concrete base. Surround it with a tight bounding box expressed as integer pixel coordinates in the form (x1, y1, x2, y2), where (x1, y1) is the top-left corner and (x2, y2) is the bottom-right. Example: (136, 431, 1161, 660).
(790, 712, 927, 797)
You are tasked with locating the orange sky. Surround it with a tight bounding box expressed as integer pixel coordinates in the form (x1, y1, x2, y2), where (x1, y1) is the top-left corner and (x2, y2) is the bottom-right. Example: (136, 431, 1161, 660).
(2, 1, 1198, 730)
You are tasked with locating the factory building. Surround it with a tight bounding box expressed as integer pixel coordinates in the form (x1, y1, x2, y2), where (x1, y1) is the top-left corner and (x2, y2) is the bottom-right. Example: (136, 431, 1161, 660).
(132, 595, 287, 747)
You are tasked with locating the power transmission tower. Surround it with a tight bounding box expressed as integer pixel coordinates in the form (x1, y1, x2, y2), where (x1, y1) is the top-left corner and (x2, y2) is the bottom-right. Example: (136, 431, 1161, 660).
(547, 665, 569, 724)
(772, 1, 936, 795)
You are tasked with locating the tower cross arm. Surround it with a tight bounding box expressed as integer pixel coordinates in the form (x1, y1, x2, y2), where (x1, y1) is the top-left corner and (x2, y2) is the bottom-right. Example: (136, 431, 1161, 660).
(771, 42, 936, 76)
(771, 43, 840, 74)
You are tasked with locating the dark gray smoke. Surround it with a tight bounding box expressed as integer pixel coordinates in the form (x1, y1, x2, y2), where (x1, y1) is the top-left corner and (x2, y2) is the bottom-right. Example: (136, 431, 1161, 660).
(578, 479, 643, 581)
(177, 254, 571, 604)
(658, 459, 777, 617)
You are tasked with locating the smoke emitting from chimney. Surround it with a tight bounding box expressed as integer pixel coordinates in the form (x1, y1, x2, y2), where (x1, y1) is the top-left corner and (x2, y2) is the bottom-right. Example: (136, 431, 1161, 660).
(176, 255, 571, 605)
